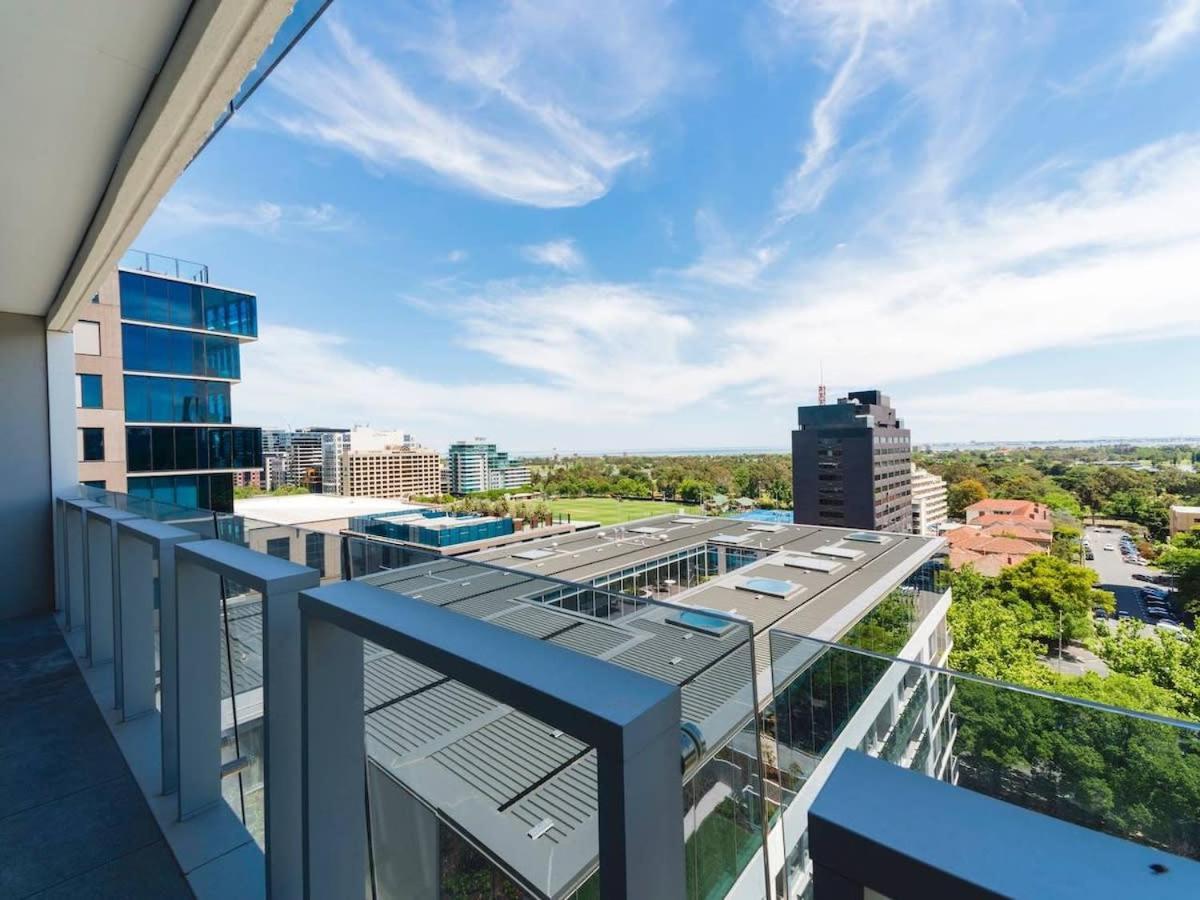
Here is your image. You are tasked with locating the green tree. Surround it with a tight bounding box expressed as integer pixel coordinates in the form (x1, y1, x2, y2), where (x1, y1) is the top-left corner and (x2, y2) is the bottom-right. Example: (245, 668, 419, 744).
(678, 478, 712, 504)
(993, 555, 1114, 645)
(946, 478, 988, 518)
(1158, 528, 1200, 615)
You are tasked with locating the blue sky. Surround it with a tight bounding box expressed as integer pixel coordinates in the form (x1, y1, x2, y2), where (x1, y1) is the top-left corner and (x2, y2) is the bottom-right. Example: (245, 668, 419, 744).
(135, 0, 1200, 453)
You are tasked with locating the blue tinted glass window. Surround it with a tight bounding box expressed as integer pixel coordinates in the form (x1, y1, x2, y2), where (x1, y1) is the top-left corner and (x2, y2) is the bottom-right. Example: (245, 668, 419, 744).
(196, 428, 210, 468)
(151, 477, 174, 503)
(126, 427, 152, 472)
(119, 271, 147, 321)
(80, 427, 104, 462)
(122, 324, 148, 371)
(145, 327, 170, 372)
(174, 475, 198, 509)
(208, 473, 233, 512)
(197, 474, 211, 509)
(168, 329, 192, 375)
(144, 276, 171, 324)
(124, 376, 149, 420)
(152, 427, 175, 471)
(179, 380, 202, 423)
(175, 427, 198, 469)
(206, 382, 230, 423)
(128, 477, 151, 500)
(168, 280, 195, 326)
(209, 429, 232, 468)
(149, 377, 172, 421)
(79, 373, 102, 409)
(305, 532, 325, 577)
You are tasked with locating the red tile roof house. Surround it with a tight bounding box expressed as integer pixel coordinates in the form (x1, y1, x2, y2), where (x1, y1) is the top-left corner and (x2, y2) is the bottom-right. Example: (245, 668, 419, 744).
(947, 499, 1056, 574)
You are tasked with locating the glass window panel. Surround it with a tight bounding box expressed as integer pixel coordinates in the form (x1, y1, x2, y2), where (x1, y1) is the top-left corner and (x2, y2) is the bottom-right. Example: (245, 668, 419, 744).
(152, 427, 175, 471)
(124, 375, 149, 421)
(145, 326, 171, 372)
(209, 473, 234, 512)
(126, 427, 152, 472)
(122, 324, 147, 370)
(196, 427, 211, 469)
(168, 280, 194, 326)
(169, 329, 193, 375)
(151, 477, 174, 504)
(189, 284, 205, 327)
(118, 271, 146, 321)
(206, 382, 230, 423)
(149, 377, 172, 421)
(79, 427, 105, 462)
(128, 477, 151, 500)
(144, 276, 171, 324)
(209, 428, 232, 468)
(174, 475, 199, 509)
(266, 537, 290, 560)
(197, 474, 211, 510)
(175, 427, 198, 469)
(79, 373, 102, 409)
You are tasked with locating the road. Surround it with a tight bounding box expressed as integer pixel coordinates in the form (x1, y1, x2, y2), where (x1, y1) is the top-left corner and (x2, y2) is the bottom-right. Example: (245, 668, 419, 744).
(1083, 526, 1164, 630)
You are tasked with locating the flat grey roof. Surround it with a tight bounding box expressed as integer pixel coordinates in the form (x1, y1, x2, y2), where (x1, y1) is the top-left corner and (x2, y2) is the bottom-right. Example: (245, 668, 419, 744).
(223, 514, 942, 897)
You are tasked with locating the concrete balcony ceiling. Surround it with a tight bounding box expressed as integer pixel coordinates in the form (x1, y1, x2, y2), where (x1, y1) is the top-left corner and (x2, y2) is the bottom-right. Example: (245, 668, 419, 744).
(0, 0, 291, 329)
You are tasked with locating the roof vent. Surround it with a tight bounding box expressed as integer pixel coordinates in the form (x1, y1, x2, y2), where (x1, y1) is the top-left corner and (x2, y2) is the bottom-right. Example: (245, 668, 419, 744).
(527, 819, 555, 840)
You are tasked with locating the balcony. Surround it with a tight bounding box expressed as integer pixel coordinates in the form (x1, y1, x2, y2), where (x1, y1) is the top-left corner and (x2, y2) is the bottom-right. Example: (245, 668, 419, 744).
(0, 487, 1188, 898)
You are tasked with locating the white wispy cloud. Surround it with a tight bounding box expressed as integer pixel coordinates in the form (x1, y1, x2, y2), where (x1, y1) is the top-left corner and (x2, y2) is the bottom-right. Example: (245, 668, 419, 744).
(520, 239, 585, 272)
(266, 3, 690, 207)
(443, 249, 468, 263)
(155, 197, 350, 233)
(904, 387, 1183, 420)
(1125, 0, 1200, 72)
(679, 209, 786, 287)
(768, 0, 1030, 221)
(726, 135, 1200, 395)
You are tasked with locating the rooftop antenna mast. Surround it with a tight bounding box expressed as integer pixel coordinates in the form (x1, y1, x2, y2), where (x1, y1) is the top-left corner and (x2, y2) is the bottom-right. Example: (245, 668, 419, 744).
(818, 362, 827, 405)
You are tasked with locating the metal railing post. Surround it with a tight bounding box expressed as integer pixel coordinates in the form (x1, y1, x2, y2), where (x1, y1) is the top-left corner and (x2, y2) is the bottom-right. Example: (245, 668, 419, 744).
(84, 506, 141, 675)
(296, 580, 685, 900)
(62, 497, 100, 634)
(173, 539, 319, 897)
(115, 519, 202, 730)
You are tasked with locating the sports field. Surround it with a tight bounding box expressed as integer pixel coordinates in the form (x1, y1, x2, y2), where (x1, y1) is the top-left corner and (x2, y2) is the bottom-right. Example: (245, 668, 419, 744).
(545, 497, 704, 526)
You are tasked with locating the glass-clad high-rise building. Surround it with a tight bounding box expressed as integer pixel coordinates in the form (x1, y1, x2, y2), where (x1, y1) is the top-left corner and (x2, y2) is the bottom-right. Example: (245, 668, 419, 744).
(73, 252, 262, 512)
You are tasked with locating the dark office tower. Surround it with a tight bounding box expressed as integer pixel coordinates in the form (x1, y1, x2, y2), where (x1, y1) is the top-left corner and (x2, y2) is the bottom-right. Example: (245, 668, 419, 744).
(791, 390, 912, 532)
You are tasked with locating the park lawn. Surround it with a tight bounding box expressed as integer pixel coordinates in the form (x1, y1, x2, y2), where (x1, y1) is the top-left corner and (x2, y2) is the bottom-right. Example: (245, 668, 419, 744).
(545, 497, 703, 526)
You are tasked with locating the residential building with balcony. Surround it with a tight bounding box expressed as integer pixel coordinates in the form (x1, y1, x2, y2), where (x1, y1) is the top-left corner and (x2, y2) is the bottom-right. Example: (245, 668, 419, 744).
(910, 464, 949, 535)
(792, 390, 912, 533)
(341, 444, 442, 498)
(5, 3, 1200, 900)
(448, 437, 532, 493)
(73, 259, 262, 512)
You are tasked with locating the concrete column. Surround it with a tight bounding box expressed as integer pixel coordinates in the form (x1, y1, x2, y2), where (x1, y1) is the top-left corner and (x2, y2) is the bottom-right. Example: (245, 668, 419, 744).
(46, 330, 78, 616)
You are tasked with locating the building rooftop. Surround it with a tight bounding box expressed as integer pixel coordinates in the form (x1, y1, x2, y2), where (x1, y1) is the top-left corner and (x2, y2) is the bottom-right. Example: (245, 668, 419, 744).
(220, 514, 943, 896)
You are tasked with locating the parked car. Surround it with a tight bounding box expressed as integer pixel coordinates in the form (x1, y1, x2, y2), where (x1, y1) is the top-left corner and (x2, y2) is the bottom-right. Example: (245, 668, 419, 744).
(1117, 610, 1133, 619)
(1104, 544, 1115, 551)
(1093, 607, 1108, 619)
(1156, 620, 1183, 632)
(1085, 550, 1095, 560)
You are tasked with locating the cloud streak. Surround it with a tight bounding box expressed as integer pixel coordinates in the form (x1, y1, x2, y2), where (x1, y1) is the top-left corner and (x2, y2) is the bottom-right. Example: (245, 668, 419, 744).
(521, 239, 585, 272)
(154, 197, 350, 234)
(1125, 0, 1200, 72)
(266, 3, 691, 207)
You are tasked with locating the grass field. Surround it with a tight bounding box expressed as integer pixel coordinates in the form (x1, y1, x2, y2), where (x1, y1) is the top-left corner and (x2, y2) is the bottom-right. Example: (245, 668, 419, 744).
(545, 497, 703, 526)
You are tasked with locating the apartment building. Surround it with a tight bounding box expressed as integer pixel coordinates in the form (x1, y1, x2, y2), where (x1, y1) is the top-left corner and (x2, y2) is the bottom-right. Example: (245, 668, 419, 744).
(341, 444, 441, 498)
(911, 464, 949, 535)
(792, 390, 913, 532)
(73, 260, 262, 512)
(447, 437, 531, 493)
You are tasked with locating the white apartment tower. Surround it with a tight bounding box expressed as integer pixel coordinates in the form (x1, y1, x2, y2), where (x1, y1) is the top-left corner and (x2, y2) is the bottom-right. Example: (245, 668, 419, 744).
(910, 464, 949, 535)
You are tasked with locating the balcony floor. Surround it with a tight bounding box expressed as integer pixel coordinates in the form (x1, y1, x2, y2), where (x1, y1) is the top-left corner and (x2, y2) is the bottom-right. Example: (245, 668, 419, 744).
(0, 615, 192, 899)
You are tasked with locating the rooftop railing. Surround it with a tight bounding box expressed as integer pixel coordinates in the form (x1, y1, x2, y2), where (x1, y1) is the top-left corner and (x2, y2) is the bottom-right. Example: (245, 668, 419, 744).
(120, 248, 210, 283)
